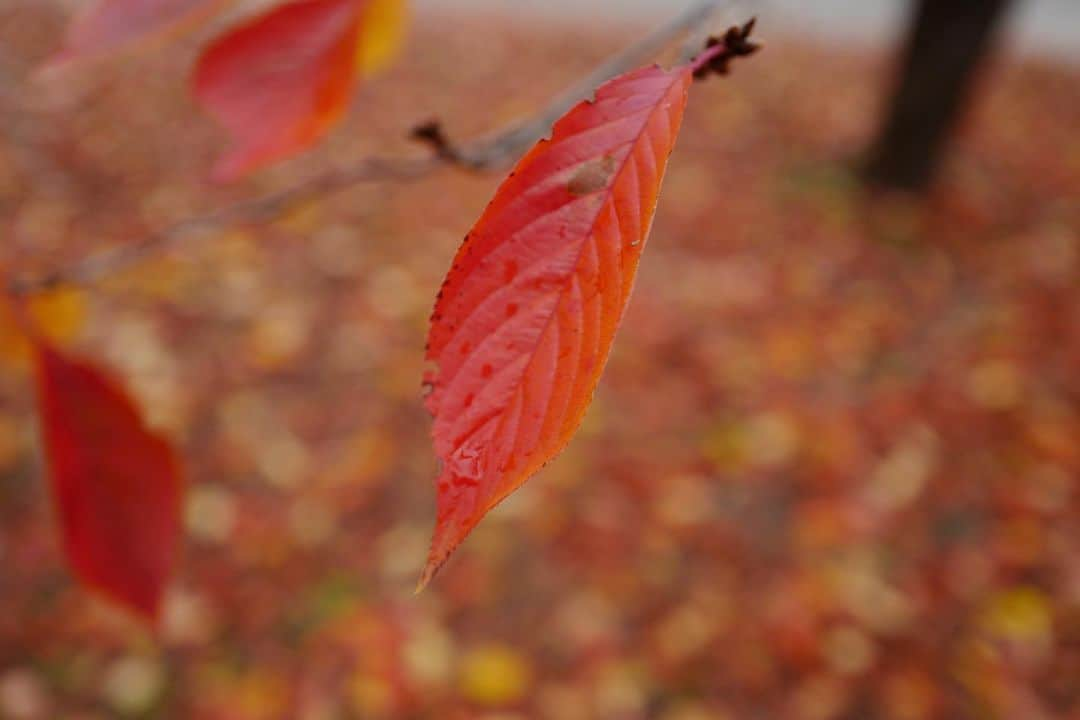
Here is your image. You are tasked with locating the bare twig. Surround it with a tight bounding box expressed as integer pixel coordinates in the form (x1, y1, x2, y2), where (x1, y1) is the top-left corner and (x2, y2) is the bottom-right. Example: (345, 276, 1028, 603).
(7, 0, 730, 296)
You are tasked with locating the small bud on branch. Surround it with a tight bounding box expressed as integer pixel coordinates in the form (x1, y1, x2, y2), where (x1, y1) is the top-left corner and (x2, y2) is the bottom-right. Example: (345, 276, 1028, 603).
(409, 119, 466, 164)
(691, 18, 760, 80)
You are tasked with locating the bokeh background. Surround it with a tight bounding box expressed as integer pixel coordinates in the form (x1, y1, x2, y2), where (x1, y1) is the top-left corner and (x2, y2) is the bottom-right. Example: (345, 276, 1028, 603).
(0, 0, 1077, 718)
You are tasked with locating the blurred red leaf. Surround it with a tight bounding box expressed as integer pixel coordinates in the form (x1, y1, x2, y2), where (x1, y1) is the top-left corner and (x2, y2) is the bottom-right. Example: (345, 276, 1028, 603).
(33, 343, 182, 621)
(192, 0, 370, 180)
(420, 62, 696, 586)
(49, 0, 221, 66)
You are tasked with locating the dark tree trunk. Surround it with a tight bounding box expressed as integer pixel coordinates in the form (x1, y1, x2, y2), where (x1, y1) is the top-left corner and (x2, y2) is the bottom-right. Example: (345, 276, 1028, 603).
(863, 0, 1014, 191)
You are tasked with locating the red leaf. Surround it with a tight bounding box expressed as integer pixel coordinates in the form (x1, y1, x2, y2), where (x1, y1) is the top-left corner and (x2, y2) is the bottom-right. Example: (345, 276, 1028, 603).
(33, 343, 183, 621)
(50, 0, 219, 66)
(420, 62, 696, 586)
(192, 0, 368, 181)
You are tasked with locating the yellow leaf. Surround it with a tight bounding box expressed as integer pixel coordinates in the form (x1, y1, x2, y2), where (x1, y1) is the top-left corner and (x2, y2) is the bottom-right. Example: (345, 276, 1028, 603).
(458, 644, 530, 706)
(980, 586, 1052, 646)
(356, 0, 408, 75)
(0, 288, 86, 368)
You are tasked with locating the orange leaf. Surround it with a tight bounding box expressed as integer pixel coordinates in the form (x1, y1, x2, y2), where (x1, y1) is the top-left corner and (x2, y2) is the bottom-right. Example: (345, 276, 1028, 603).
(49, 0, 222, 66)
(193, 0, 368, 180)
(420, 62, 696, 586)
(0, 288, 86, 368)
(355, 0, 408, 75)
(33, 343, 183, 621)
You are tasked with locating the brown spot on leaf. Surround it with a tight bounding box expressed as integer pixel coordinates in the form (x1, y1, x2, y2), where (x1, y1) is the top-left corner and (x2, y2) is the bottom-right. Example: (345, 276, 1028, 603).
(568, 155, 617, 196)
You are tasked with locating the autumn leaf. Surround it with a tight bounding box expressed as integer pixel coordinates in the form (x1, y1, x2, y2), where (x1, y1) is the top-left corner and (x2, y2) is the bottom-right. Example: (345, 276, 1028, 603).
(356, 0, 409, 75)
(419, 61, 701, 587)
(193, 0, 407, 181)
(33, 342, 183, 621)
(48, 0, 224, 66)
(0, 287, 86, 368)
(193, 0, 364, 181)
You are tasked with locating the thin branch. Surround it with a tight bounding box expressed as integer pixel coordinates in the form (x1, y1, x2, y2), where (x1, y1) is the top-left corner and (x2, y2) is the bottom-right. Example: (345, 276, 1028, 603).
(7, 0, 730, 297)
(8, 155, 439, 295)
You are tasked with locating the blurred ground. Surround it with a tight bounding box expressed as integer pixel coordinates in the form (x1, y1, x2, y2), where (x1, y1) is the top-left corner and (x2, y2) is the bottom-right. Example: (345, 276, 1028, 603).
(0, 4, 1078, 719)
